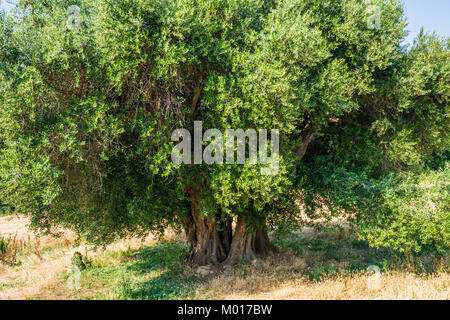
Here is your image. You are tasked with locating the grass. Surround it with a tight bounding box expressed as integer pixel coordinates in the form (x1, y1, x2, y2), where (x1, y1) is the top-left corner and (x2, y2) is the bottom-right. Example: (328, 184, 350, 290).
(0, 278, 28, 291)
(0, 205, 13, 217)
(273, 234, 449, 280)
(1, 220, 448, 300)
(0, 234, 43, 266)
(51, 241, 205, 300)
(194, 234, 449, 300)
(37, 233, 448, 300)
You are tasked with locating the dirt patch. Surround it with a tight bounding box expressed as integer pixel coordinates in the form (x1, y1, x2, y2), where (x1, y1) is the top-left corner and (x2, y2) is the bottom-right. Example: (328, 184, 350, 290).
(0, 215, 31, 239)
(0, 215, 170, 299)
(0, 215, 76, 299)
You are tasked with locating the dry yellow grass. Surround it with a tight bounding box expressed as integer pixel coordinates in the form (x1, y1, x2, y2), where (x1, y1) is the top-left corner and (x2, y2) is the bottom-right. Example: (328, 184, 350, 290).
(1, 215, 449, 300)
(0, 216, 168, 299)
(194, 254, 449, 300)
(0, 216, 78, 299)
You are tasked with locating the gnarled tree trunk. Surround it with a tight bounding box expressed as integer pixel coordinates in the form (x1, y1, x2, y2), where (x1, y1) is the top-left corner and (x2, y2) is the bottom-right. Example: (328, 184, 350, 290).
(223, 216, 277, 266)
(185, 187, 232, 265)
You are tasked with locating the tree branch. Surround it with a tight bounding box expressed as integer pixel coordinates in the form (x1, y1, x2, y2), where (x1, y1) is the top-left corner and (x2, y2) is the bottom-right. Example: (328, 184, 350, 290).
(296, 125, 315, 160)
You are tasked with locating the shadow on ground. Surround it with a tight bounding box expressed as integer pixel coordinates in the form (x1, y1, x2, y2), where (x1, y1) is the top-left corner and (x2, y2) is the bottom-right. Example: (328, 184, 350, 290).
(273, 234, 448, 283)
(76, 232, 448, 299)
(84, 242, 204, 300)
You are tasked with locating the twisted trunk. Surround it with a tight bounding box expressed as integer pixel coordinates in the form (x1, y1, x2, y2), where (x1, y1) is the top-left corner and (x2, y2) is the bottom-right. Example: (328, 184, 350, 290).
(185, 187, 232, 265)
(223, 216, 277, 266)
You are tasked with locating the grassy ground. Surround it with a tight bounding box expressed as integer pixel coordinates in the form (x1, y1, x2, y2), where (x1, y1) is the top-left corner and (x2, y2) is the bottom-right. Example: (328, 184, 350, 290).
(58, 242, 202, 300)
(0, 216, 449, 300)
(33, 234, 450, 300)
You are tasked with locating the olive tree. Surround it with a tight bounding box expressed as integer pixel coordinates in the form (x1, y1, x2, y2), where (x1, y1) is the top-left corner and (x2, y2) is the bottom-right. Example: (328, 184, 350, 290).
(1, 0, 447, 265)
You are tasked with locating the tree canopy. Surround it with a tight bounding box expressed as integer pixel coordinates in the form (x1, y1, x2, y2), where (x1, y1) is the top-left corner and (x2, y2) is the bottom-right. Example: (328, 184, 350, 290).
(0, 0, 448, 264)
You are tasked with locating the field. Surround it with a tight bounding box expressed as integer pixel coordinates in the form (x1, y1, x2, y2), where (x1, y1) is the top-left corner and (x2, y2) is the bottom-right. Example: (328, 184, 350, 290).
(0, 215, 448, 300)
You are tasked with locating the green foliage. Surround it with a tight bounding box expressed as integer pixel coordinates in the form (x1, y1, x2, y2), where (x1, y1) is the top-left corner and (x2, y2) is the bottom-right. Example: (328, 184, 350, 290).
(300, 162, 450, 254)
(360, 165, 450, 254)
(0, 237, 5, 256)
(0, 0, 447, 255)
(71, 251, 87, 270)
(297, 31, 449, 254)
(0, 204, 12, 216)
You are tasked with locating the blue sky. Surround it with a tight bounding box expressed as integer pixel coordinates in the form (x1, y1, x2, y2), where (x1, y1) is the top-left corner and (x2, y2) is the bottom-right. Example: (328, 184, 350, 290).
(403, 0, 450, 45)
(1, 0, 449, 46)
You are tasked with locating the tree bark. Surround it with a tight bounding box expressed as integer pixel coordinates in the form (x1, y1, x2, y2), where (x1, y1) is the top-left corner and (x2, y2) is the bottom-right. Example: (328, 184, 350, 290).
(223, 216, 277, 266)
(185, 187, 232, 265)
(296, 125, 315, 160)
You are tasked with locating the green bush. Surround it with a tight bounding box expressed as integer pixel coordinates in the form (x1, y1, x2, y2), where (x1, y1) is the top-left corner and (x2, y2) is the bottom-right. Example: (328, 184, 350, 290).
(361, 164, 450, 254)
